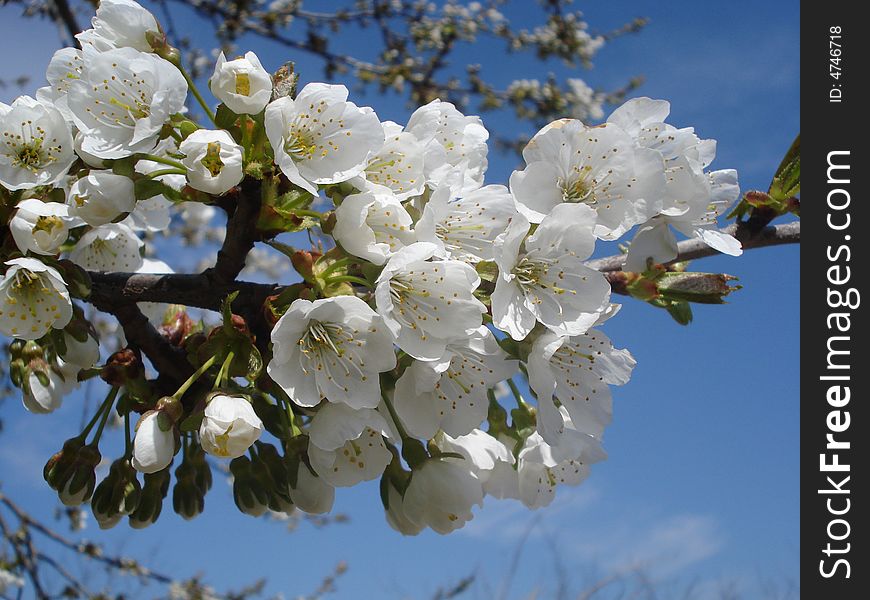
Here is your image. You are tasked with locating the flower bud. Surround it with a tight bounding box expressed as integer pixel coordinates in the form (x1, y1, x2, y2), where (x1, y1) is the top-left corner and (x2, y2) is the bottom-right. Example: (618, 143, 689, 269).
(100, 349, 144, 387)
(655, 271, 740, 304)
(159, 309, 196, 347)
(381, 473, 422, 536)
(179, 130, 244, 195)
(60, 330, 101, 370)
(9, 199, 73, 256)
(287, 456, 335, 515)
(199, 394, 263, 459)
(68, 171, 136, 226)
(188, 440, 213, 494)
(210, 52, 273, 115)
(172, 460, 205, 520)
(128, 469, 170, 529)
(44, 438, 102, 506)
(230, 456, 270, 517)
(91, 458, 141, 529)
(22, 359, 76, 414)
(132, 410, 178, 474)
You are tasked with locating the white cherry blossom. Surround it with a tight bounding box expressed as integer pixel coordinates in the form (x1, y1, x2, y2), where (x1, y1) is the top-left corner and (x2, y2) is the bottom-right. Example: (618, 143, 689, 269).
(436, 429, 515, 489)
(393, 327, 517, 438)
(383, 477, 424, 536)
(332, 190, 416, 265)
(288, 461, 335, 514)
(265, 83, 384, 195)
(36, 47, 86, 121)
(210, 51, 273, 115)
(516, 428, 604, 509)
(9, 199, 73, 256)
(0, 258, 73, 340)
(351, 121, 426, 200)
(402, 458, 483, 534)
(68, 47, 187, 159)
(306, 403, 393, 487)
(23, 359, 79, 414)
(180, 129, 244, 194)
(76, 0, 160, 53)
(510, 119, 666, 239)
(69, 223, 144, 272)
(132, 411, 176, 474)
(268, 295, 396, 409)
(68, 171, 136, 226)
(124, 195, 172, 232)
(405, 99, 489, 195)
(625, 169, 742, 270)
(0, 96, 76, 190)
(375, 242, 486, 360)
(415, 184, 518, 263)
(527, 329, 635, 445)
(199, 394, 263, 459)
(607, 98, 742, 268)
(60, 331, 101, 369)
(492, 204, 610, 340)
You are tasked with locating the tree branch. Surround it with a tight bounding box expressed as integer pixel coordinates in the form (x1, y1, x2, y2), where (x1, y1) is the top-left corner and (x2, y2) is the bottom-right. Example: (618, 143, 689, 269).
(90, 299, 194, 386)
(206, 178, 263, 287)
(85, 221, 800, 321)
(588, 221, 800, 273)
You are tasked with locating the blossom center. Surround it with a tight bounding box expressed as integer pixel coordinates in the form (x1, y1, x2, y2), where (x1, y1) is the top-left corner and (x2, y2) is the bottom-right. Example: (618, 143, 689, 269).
(299, 321, 349, 359)
(33, 216, 65, 237)
(284, 122, 319, 161)
(201, 142, 225, 177)
(560, 167, 596, 204)
(234, 73, 251, 96)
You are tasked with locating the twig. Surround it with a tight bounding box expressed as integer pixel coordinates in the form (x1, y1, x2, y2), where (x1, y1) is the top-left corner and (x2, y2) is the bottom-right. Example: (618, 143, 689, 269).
(0, 493, 174, 585)
(587, 221, 800, 273)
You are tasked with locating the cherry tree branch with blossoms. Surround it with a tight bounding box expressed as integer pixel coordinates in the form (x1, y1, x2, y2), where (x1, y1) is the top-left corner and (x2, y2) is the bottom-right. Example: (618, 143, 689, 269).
(0, 0, 799, 566)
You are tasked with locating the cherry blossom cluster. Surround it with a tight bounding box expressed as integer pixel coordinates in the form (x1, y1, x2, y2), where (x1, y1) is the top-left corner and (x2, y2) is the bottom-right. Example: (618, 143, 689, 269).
(0, 0, 742, 535)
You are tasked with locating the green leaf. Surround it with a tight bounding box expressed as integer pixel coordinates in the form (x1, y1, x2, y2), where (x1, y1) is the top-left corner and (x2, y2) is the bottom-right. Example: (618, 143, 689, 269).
(768, 134, 800, 201)
(221, 291, 240, 333)
(134, 178, 179, 201)
(214, 103, 239, 130)
(245, 345, 263, 383)
(475, 260, 499, 283)
(663, 301, 693, 325)
(178, 411, 204, 432)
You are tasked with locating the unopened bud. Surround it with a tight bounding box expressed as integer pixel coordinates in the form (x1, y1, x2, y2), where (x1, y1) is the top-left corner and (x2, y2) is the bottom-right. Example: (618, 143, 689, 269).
(230, 456, 270, 517)
(128, 469, 170, 529)
(91, 458, 141, 529)
(173, 460, 205, 520)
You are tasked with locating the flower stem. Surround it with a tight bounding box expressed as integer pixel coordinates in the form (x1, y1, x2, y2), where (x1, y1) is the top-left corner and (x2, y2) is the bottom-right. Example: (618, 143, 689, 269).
(327, 275, 371, 288)
(81, 387, 119, 441)
(318, 256, 355, 278)
(213, 351, 235, 390)
(90, 386, 120, 447)
(506, 378, 525, 408)
(172, 354, 219, 400)
(123, 410, 132, 458)
(136, 153, 187, 170)
(381, 391, 410, 442)
(178, 65, 217, 126)
(145, 168, 187, 178)
(293, 209, 323, 219)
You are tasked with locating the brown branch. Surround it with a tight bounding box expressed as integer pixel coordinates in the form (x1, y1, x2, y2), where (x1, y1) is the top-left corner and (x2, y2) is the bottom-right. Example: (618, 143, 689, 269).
(0, 493, 174, 585)
(85, 221, 800, 316)
(51, 0, 82, 46)
(206, 178, 264, 287)
(589, 221, 801, 273)
(91, 299, 194, 386)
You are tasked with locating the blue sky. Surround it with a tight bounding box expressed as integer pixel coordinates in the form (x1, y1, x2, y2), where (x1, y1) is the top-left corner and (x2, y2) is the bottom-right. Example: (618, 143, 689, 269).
(0, 1, 799, 598)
